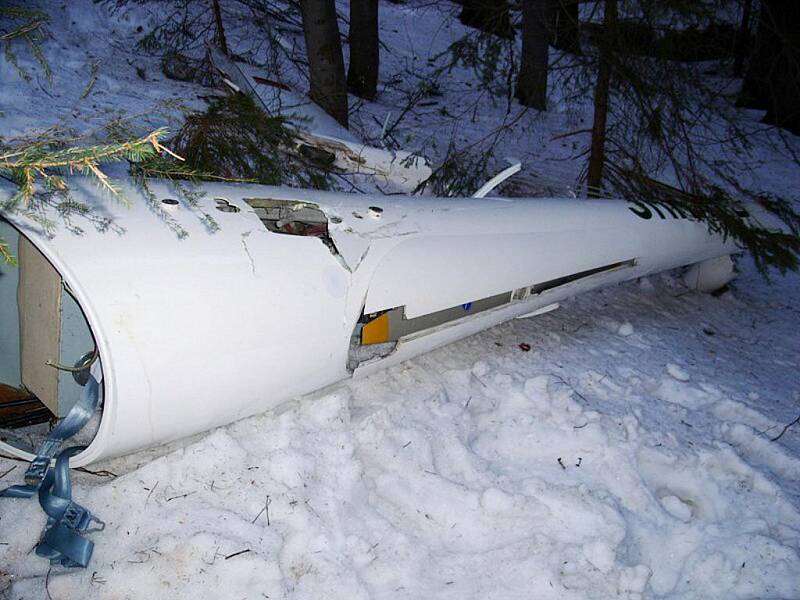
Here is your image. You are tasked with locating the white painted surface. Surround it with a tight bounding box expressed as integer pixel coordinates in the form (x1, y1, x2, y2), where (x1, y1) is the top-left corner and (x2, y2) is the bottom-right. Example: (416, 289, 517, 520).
(472, 160, 522, 198)
(0, 178, 737, 466)
(683, 254, 736, 292)
(516, 302, 560, 319)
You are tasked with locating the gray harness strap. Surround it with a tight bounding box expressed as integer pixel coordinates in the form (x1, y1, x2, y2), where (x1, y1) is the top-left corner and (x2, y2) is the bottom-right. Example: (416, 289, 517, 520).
(1, 373, 103, 567)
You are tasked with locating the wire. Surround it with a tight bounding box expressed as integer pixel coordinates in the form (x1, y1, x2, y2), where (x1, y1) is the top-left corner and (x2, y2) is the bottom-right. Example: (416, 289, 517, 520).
(45, 347, 98, 373)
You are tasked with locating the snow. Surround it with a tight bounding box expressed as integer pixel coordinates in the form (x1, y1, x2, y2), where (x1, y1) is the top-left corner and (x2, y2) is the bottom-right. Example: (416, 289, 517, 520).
(618, 321, 635, 337)
(2, 1, 800, 599)
(666, 363, 690, 382)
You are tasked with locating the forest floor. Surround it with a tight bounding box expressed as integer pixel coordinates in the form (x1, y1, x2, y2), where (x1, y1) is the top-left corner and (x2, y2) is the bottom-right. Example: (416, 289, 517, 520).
(1, 1, 799, 599)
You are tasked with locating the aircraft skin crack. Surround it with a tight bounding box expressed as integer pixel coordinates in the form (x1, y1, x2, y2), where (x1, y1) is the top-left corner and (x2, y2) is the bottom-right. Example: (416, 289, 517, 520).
(240, 233, 256, 275)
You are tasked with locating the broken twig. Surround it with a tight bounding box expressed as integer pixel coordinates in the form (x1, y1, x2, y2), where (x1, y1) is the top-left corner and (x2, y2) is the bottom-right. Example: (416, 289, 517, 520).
(252, 495, 271, 525)
(771, 414, 800, 442)
(76, 466, 117, 478)
(145, 481, 158, 506)
(166, 491, 195, 502)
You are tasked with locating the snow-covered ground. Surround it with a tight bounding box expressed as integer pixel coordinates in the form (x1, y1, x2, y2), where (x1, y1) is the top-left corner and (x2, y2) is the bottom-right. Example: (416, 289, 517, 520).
(2, 1, 800, 598)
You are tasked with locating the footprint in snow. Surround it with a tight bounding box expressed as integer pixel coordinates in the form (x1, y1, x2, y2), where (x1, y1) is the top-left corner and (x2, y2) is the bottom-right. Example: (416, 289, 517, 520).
(658, 491, 696, 522)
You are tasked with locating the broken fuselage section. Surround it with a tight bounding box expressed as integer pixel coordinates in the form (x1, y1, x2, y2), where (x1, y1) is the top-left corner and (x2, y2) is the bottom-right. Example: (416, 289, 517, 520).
(0, 217, 99, 453)
(0, 178, 738, 465)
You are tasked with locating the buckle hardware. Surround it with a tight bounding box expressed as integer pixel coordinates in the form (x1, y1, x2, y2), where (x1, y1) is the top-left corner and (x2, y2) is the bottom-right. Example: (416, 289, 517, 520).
(24, 457, 50, 486)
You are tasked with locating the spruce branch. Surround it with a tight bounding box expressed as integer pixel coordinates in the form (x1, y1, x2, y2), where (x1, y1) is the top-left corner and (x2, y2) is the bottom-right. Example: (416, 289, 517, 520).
(80, 61, 100, 100)
(162, 93, 332, 189)
(0, 238, 16, 266)
(0, 8, 46, 41)
(0, 129, 181, 264)
(0, 129, 174, 208)
(1, 6, 50, 82)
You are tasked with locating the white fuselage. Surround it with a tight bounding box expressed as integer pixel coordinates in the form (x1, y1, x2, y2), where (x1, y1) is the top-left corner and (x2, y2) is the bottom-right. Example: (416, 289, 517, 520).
(0, 178, 737, 465)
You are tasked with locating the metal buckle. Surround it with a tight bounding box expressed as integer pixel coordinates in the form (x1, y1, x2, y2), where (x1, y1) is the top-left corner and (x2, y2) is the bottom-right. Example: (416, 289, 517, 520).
(24, 456, 50, 486)
(61, 503, 90, 531)
(59, 502, 105, 534)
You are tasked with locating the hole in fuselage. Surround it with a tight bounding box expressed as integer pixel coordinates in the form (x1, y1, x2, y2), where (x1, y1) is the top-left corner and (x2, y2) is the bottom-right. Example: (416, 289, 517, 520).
(215, 198, 241, 213)
(0, 218, 103, 455)
(347, 258, 638, 370)
(245, 198, 341, 257)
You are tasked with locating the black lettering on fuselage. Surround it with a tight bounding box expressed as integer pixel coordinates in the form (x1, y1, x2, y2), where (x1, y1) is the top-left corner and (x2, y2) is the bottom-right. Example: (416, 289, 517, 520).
(628, 201, 653, 219)
(628, 200, 692, 222)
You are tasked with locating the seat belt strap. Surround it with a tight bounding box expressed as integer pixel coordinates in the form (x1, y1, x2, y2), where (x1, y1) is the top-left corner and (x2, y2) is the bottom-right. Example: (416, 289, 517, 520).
(1, 366, 103, 567)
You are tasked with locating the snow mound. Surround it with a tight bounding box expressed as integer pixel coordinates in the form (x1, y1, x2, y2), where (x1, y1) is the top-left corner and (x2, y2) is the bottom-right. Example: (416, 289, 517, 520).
(4, 348, 799, 599)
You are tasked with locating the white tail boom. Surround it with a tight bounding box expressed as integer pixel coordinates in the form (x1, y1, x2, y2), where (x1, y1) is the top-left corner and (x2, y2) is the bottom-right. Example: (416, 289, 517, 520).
(0, 179, 739, 465)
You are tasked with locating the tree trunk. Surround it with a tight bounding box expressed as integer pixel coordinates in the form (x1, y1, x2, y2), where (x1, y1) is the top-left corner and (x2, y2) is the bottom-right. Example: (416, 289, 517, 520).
(587, 0, 617, 197)
(211, 0, 229, 56)
(458, 0, 513, 39)
(550, 0, 580, 53)
(733, 0, 752, 77)
(516, 0, 550, 110)
(738, 1, 772, 110)
(347, 0, 379, 100)
(299, 0, 349, 128)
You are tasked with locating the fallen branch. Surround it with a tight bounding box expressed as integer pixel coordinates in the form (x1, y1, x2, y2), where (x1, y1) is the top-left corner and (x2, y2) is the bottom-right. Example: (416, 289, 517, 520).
(75, 466, 118, 479)
(771, 414, 800, 442)
(0, 128, 177, 208)
(165, 491, 195, 502)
